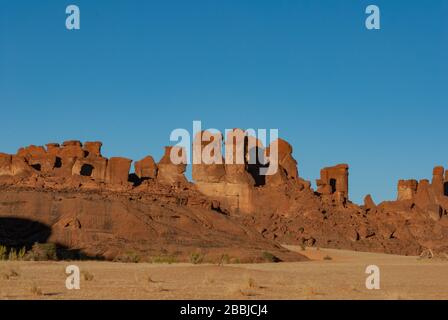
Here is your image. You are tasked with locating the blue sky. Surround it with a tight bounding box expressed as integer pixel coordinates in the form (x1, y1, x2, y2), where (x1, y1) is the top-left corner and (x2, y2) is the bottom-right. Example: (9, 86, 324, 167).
(1, 0, 447, 204)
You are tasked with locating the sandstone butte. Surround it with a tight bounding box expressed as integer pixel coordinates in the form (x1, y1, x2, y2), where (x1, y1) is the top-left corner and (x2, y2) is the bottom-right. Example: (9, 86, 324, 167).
(0, 132, 447, 263)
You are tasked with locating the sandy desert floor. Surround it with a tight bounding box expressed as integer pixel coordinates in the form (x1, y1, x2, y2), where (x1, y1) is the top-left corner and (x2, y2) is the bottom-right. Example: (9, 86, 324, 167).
(0, 246, 447, 300)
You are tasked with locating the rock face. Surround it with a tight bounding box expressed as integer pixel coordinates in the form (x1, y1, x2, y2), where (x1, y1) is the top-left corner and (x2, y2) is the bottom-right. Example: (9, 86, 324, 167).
(106, 157, 132, 185)
(1, 139, 448, 260)
(192, 129, 261, 213)
(0, 188, 304, 263)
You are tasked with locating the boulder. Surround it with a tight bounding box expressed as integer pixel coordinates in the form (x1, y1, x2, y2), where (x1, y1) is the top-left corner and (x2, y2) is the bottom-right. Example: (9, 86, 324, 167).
(134, 155, 158, 180)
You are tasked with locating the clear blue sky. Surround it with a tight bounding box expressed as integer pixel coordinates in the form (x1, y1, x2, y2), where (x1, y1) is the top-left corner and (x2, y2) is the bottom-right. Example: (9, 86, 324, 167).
(1, 0, 447, 204)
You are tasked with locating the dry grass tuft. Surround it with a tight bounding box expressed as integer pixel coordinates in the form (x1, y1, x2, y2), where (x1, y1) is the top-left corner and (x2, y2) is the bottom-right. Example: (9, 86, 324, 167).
(238, 288, 257, 297)
(246, 277, 257, 288)
(227, 275, 264, 297)
(1, 268, 20, 280)
(30, 283, 43, 296)
(81, 270, 94, 281)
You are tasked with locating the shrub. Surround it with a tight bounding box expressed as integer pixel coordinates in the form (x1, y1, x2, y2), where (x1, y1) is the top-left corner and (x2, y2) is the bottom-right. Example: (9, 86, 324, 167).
(0, 246, 7, 260)
(114, 251, 140, 263)
(81, 271, 94, 281)
(247, 277, 257, 288)
(150, 255, 177, 264)
(30, 283, 43, 296)
(218, 254, 231, 265)
(26, 243, 57, 261)
(190, 252, 204, 264)
(8, 249, 18, 261)
(18, 247, 26, 260)
(1, 268, 19, 280)
(323, 255, 333, 261)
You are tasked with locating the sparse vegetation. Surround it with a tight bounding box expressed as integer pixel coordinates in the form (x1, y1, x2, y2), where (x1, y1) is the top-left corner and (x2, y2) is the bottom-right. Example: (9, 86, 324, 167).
(81, 270, 94, 281)
(190, 252, 204, 264)
(246, 277, 257, 288)
(114, 251, 140, 263)
(0, 246, 7, 260)
(0, 245, 27, 261)
(18, 247, 26, 260)
(1, 268, 19, 280)
(151, 255, 177, 264)
(30, 283, 43, 296)
(232, 276, 260, 297)
(218, 254, 231, 265)
(26, 243, 57, 261)
(8, 249, 18, 261)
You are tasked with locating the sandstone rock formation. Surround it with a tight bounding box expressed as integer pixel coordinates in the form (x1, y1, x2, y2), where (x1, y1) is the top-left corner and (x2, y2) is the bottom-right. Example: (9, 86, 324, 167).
(394, 166, 448, 222)
(134, 156, 157, 180)
(363, 194, 376, 212)
(192, 129, 258, 213)
(156, 146, 188, 185)
(397, 179, 418, 201)
(1, 139, 448, 261)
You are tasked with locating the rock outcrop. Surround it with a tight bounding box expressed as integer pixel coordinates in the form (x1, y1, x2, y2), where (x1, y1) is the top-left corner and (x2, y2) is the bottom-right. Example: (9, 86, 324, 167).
(1, 139, 448, 261)
(394, 166, 448, 222)
(157, 146, 188, 185)
(192, 129, 256, 213)
(316, 164, 349, 202)
(134, 156, 158, 180)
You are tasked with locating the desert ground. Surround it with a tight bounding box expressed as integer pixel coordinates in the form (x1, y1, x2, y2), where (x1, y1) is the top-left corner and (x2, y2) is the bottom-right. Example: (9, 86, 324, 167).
(0, 246, 447, 300)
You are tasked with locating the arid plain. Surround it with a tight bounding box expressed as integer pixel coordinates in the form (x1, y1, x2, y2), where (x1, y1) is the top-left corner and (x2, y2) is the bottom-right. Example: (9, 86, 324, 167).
(1, 246, 447, 300)
(1, 139, 448, 300)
